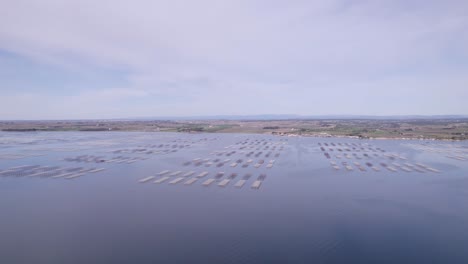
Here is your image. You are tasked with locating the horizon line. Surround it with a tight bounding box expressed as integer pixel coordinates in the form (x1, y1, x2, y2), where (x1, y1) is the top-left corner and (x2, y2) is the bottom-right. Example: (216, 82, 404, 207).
(2, 114, 468, 122)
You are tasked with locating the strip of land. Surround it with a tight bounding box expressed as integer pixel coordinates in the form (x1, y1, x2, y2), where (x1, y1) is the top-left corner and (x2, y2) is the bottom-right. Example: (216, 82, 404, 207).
(1, 119, 467, 140)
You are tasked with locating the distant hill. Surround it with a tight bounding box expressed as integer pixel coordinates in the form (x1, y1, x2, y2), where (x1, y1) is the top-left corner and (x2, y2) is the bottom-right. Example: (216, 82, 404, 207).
(127, 114, 302, 121)
(126, 115, 468, 121)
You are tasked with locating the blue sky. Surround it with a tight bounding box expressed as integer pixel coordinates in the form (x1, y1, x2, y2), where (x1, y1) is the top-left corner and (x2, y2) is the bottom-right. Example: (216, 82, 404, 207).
(0, 0, 467, 119)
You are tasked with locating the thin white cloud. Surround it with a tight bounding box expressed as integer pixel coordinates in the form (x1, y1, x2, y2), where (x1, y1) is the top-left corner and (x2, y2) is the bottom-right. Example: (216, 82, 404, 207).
(0, 0, 467, 118)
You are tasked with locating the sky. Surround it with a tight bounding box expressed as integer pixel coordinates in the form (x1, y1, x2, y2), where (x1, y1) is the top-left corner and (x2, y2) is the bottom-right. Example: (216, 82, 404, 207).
(0, 0, 467, 120)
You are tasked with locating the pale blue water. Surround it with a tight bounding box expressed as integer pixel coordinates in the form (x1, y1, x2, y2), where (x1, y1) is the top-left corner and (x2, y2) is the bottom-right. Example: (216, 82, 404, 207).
(1, 132, 468, 263)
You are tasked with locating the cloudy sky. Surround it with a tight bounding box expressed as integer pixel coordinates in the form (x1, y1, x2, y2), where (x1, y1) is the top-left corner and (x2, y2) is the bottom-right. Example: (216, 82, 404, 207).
(1, 0, 467, 119)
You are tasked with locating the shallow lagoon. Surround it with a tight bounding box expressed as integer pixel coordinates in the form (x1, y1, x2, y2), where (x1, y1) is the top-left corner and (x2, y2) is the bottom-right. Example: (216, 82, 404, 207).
(1, 131, 468, 263)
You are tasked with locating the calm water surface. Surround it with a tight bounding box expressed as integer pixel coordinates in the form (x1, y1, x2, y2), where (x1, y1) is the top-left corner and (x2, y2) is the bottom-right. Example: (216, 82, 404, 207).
(1, 132, 468, 263)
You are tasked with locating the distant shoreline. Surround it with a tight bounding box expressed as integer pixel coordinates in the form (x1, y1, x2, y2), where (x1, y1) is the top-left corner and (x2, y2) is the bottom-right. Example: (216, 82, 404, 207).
(1, 119, 467, 141)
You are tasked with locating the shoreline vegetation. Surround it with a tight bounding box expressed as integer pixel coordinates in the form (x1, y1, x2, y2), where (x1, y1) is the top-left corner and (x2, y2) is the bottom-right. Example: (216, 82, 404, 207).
(1, 119, 467, 141)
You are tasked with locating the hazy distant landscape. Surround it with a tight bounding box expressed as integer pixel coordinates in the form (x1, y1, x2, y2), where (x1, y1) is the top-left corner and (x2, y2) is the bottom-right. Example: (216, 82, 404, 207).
(2, 117, 468, 141)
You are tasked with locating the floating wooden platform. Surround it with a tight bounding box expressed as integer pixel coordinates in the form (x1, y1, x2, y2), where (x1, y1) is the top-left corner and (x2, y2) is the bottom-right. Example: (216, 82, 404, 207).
(401, 167, 413, 172)
(184, 178, 198, 185)
(28, 171, 52, 177)
(169, 177, 184, 184)
(202, 178, 216, 186)
(88, 168, 105, 173)
(170, 171, 182, 176)
(197, 171, 209, 177)
(426, 167, 440, 173)
(139, 176, 155, 183)
(154, 176, 170, 184)
(218, 179, 230, 187)
(52, 172, 74, 178)
(183, 171, 195, 177)
(251, 180, 262, 189)
(65, 173, 85, 179)
(234, 180, 246, 188)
